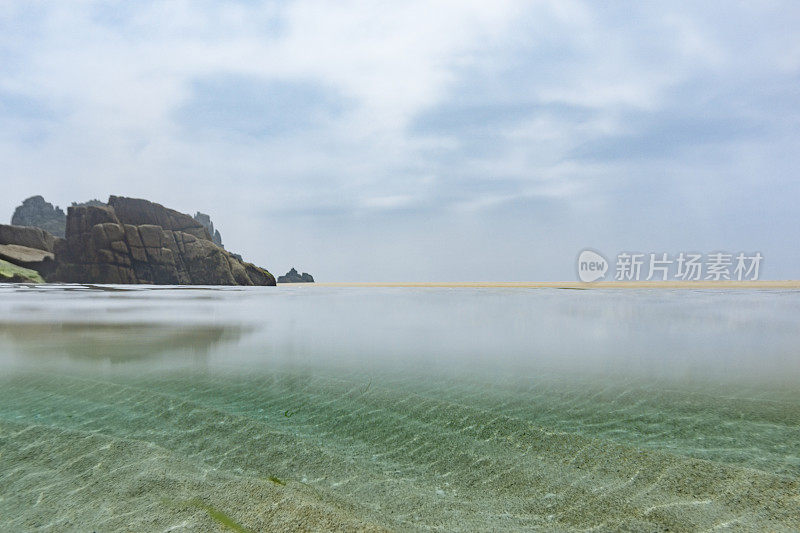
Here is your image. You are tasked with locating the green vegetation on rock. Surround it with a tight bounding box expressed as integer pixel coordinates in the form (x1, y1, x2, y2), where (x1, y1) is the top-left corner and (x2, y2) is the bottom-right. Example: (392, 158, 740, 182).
(0, 259, 44, 283)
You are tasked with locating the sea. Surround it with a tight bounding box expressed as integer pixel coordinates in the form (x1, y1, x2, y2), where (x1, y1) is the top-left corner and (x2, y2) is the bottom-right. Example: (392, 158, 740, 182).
(1, 284, 798, 531)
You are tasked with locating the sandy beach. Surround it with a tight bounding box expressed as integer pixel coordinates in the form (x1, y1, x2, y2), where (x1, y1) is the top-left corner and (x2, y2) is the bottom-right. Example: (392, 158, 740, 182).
(313, 280, 800, 289)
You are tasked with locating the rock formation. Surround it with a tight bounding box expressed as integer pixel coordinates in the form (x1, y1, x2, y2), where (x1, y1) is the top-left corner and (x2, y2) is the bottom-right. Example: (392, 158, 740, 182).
(1, 195, 276, 286)
(0, 224, 56, 252)
(194, 212, 223, 247)
(0, 244, 55, 277)
(0, 224, 58, 278)
(45, 196, 275, 285)
(277, 267, 314, 283)
(11, 196, 66, 237)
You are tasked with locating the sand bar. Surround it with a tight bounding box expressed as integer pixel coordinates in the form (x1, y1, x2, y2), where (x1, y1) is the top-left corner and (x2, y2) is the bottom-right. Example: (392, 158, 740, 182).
(309, 280, 800, 289)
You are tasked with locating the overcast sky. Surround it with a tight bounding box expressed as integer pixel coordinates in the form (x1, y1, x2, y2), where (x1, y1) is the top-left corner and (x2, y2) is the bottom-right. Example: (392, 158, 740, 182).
(1, 1, 799, 280)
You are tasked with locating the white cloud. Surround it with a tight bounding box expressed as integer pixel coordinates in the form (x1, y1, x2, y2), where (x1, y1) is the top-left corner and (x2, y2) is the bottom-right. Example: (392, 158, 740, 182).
(1, 1, 800, 279)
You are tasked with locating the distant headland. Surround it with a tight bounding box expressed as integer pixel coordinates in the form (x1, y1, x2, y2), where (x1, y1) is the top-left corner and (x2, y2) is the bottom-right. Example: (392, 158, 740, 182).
(0, 195, 311, 286)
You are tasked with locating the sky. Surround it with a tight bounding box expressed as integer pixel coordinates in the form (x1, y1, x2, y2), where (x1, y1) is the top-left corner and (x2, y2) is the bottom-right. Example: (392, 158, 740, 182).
(1, 1, 799, 281)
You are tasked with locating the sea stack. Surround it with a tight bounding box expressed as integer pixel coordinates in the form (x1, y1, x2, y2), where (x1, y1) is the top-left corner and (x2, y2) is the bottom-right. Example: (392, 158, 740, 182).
(277, 267, 314, 283)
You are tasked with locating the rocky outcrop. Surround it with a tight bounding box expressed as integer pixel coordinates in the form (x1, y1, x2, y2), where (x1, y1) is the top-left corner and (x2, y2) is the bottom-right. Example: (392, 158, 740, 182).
(48, 197, 275, 286)
(277, 267, 314, 283)
(242, 262, 275, 285)
(107, 196, 210, 239)
(11, 196, 67, 238)
(194, 212, 223, 248)
(0, 244, 53, 264)
(0, 224, 56, 252)
(0, 244, 56, 277)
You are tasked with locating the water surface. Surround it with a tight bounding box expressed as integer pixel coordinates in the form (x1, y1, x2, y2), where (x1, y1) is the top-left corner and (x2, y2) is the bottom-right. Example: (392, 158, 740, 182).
(1, 284, 798, 531)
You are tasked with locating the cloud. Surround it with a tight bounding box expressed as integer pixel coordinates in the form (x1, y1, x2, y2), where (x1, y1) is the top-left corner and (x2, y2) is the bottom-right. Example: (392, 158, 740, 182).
(1, 1, 800, 279)
(176, 74, 349, 139)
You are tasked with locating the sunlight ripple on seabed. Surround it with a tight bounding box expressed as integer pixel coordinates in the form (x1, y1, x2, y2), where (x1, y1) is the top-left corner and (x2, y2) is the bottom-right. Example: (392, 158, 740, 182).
(0, 285, 799, 531)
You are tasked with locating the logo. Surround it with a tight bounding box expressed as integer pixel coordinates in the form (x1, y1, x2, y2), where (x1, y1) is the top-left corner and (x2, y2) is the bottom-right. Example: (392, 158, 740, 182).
(577, 249, 608, 282)
(575, 249, 763, 281)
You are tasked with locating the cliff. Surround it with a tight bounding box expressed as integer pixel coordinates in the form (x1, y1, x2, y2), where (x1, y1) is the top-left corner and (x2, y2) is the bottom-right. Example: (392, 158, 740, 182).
(1, 196, 275, 286)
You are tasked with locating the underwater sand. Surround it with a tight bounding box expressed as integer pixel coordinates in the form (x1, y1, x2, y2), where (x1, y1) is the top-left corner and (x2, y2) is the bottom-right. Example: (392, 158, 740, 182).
(0, 284, 799, 531)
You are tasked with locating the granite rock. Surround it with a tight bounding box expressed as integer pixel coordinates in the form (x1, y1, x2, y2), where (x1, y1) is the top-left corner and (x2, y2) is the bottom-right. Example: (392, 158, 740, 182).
(277, 267, 314, 283)
(49, 197, 275, 286)
(194, 212, 224, 248)
(11, 196, 66, 238)
(0, 244, 56, 277)
(0, 224, 56, 252)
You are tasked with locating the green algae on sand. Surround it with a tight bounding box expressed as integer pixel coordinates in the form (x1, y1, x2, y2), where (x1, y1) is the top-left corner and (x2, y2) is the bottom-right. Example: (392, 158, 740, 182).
(183, 499, 252, 533)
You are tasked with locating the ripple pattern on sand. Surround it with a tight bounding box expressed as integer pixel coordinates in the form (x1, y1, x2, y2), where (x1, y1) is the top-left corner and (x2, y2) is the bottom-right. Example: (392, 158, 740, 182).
(2, 369, 798, 531)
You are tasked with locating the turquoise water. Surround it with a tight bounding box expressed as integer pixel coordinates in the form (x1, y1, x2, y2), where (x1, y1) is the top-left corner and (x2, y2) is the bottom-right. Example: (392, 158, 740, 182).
(1, 285, 799, 531)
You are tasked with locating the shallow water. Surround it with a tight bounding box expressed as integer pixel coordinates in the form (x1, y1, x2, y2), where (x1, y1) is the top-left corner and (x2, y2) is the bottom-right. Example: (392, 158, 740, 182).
(1, 284, 799, 531)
